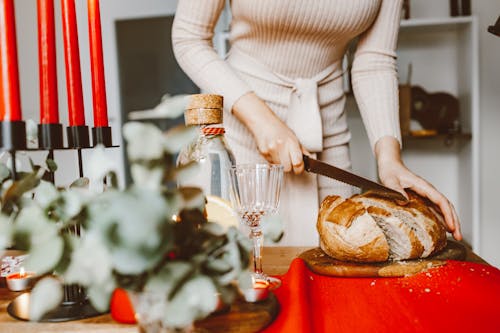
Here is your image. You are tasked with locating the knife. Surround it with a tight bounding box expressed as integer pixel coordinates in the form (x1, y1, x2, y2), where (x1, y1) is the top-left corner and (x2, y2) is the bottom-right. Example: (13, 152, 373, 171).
(303, 155, 408, 202)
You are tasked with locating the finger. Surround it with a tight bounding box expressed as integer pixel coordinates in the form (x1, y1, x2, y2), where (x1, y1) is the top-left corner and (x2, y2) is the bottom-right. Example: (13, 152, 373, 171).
(278, 145, 292, 173)
(450, 203, 462, 240)
(381, 177, 409, 205)
(301, 147, 312, 157)
(410, 181, 456, 234)
(267, 141, 281, 165)
(290, 145, 304, 175)
(259, 150, 274, 164)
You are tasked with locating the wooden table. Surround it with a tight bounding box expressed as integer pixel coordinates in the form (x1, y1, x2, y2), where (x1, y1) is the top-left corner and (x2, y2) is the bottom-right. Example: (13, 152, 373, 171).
(0, 245, 488, 333)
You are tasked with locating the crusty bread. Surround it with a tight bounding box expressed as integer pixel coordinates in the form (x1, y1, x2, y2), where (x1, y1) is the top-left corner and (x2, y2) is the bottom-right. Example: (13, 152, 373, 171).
(317, 191, 447, 262)
(317, 195, 390, 262)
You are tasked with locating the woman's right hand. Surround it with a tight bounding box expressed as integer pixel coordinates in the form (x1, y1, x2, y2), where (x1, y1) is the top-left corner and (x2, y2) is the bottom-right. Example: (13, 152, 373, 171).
(232, 92, 308, 174)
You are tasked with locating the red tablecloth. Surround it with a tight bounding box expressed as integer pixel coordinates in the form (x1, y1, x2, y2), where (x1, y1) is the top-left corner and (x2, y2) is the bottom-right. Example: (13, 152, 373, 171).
(262, 259, 500, 333)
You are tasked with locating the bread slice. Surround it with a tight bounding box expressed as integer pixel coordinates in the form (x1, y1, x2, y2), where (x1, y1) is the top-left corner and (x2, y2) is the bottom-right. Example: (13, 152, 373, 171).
(317, 196, 390, 262)
(366, 206, 424, 260)
(354, 192, 446, 257)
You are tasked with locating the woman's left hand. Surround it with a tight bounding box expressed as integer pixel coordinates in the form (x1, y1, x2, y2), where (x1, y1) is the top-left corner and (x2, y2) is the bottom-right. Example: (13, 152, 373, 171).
(375, 136, 462, 241)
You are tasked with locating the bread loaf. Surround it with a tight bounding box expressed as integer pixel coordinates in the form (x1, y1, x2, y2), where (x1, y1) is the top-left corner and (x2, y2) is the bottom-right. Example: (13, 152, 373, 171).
(317, 190, 447, 262)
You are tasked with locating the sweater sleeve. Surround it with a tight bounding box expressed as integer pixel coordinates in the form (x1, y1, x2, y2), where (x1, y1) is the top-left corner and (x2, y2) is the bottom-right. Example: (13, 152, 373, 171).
(351, 0, 403, 151)
(172, 0, 252, 111)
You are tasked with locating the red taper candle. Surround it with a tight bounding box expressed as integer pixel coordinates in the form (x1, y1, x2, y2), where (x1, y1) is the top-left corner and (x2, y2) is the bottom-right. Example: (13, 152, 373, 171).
(0, 0, 22, 122)
(61, 0, 85, 127)
(88, 0, 108, 128)
(38, 0, 59, 124)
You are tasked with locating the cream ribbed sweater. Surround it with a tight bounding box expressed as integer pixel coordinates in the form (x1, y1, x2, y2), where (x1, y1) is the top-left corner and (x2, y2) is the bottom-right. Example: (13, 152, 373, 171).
(172, 0, 403, 246)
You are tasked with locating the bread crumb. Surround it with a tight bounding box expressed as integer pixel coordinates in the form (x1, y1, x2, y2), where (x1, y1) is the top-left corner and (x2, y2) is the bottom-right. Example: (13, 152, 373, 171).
(425, 272, 432, 277)
(409, 288, 413, 293)
(309, 275, 314, 281)
(424, 288, 431, 293)
(470, 268, 475, 272)
(370, 281, 376, 286)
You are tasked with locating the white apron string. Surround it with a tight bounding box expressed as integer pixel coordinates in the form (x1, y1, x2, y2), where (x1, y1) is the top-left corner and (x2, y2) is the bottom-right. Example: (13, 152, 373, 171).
(227, 46, 344, 153)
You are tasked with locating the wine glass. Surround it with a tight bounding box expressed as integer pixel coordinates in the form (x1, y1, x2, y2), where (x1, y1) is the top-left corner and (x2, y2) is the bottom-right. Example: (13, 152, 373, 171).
(228, 164, 283, 288)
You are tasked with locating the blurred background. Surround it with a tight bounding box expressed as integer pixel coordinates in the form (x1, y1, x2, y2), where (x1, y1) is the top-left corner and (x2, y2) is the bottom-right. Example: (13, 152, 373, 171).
(10, 0, 500, 266)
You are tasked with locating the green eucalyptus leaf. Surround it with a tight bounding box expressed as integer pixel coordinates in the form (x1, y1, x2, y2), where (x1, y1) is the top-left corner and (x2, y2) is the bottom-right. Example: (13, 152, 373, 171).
(164, 276, 218, 328)
(205, 258, 233, 274)
(87, 280, 115, 312)
(0, 164, 11, 183)
(46, 159, 58, 173)
(174, 161, 200, 185)
(33, 180, 60, 209)
(163, 125, 197, 154)
(123, 122, 165, 161)
(216, 284, 237, 306)
(144, 262, 192, 295)
(202, 222, 225, 237)
(261, 215, 284, 244)
(12, 231, 31, 251)
(177, 187, 205, 211)
(25, 237, 64, 275)
(212, 241, 243, 285)
(2, 173, 41, 213)
(70, 177, 89, 189)
(29, 158, 36, 172)
(112, 248, 162, 275)
(87, 146, 118, 184)
(64, 231, 112, 286)
(53, 234, 77, 275)
(29, 277, 63, 321)
(105, 171, 119, 189)
(15, 205, 53, 234)
(130, 164, 163, 190)
(128, 291, 167, 325)
(0, 214, 13, 251)
(237, 270, 253, 291)
(153, 94, 189, 119)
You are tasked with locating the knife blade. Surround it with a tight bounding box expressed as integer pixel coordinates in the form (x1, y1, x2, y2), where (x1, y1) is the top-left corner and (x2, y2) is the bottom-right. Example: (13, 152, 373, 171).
(303, 155, 408, 202)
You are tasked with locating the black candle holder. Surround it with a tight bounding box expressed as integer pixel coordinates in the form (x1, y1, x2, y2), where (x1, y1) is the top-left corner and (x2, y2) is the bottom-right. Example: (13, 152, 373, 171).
(0, 121, 27, 150)
(38, 123, 64, 149)
(2, 123, 119, 322)
(92, 126, 112, 147)
(66, 125, 90, 149)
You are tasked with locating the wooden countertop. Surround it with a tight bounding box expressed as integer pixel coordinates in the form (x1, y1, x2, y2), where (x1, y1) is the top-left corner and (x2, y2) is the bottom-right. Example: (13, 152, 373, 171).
(0, 245, 489, 333)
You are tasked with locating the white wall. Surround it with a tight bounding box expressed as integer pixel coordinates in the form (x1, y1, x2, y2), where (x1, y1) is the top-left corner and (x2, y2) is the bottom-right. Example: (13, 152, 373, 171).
(472, 2, 500, 267)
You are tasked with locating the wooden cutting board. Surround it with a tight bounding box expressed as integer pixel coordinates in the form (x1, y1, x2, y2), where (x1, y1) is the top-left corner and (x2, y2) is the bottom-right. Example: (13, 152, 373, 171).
(299, 239, 467, 277)
(195, 293, 279, 333)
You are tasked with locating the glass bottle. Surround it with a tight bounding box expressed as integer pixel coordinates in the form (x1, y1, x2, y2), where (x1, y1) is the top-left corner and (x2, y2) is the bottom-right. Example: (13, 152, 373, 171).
(177, 94, 235, 201)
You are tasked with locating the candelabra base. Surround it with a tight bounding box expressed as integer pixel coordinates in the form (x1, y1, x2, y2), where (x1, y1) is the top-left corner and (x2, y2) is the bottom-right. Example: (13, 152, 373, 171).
(67, 126, 90, 148)
(92, 126, 112, 147)
(38, 123, 64, 149)
(0, 121, 27, 150)
(7, 290, 103, 322)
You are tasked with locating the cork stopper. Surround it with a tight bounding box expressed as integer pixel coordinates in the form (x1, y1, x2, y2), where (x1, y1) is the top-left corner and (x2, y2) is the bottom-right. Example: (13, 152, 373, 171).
(185, 94, 223, 126)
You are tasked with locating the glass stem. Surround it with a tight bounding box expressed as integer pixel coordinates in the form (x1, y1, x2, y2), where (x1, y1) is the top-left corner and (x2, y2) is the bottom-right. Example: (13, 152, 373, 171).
(250, 226, 264, 275)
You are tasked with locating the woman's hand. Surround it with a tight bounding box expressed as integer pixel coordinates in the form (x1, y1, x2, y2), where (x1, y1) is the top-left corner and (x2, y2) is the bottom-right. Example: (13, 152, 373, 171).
(232, 92, 308, 174)
(375, 136, 462, 241)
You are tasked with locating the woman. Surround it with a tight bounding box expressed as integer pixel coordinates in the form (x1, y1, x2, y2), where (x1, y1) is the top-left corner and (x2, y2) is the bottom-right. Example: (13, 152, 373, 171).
(172, 0, 462, 245)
